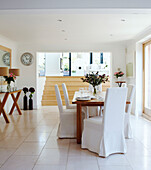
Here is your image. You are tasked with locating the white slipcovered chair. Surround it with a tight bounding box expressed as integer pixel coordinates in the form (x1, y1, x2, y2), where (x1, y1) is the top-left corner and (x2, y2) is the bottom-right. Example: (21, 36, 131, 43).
(82, 87, 127, 157)
(124, 84, 135, 139)
(55, 84, 76, 138)
(62, 83, 88, 118)
(62, 83, 76, 109)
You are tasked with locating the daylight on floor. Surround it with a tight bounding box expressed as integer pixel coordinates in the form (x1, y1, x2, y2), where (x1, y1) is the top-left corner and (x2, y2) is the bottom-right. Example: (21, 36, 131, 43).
(0, 0, 151, 170)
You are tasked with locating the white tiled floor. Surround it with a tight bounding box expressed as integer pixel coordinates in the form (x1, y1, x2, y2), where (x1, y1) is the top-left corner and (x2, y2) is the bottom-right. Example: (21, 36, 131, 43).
(0, 106, 151, 170)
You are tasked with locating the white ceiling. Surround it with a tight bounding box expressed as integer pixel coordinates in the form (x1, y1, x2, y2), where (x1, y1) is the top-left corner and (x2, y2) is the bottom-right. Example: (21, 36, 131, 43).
(0, 0, 151, 9)
(0, 11, 151, 44)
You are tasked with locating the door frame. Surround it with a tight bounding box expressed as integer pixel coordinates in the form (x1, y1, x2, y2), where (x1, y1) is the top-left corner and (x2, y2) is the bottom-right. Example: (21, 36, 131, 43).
(143, 39, 151, 115)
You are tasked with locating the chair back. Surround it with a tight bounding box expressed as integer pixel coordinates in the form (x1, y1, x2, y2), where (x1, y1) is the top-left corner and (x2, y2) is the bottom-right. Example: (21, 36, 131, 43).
(103, 87, 127, 134)
(55, 84, 63, 113)
(125, 85, 135, 114)
(62, 83, 70, 108)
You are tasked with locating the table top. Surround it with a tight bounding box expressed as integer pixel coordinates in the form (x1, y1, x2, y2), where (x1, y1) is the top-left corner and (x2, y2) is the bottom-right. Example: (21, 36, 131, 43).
(72, 91, 130, 105)
(0, 89, 22, 94)
(115, 81, 126, 83)
(72, 91, 105, 106)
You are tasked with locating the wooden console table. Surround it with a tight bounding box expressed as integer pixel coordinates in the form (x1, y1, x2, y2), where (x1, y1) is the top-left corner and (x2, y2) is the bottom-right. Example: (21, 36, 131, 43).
(115, 81, 126, 87)
(0, 89, 22, 123)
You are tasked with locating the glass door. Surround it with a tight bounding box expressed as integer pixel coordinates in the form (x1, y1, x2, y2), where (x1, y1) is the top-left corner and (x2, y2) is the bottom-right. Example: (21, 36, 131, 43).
(143, 41, 151, 116)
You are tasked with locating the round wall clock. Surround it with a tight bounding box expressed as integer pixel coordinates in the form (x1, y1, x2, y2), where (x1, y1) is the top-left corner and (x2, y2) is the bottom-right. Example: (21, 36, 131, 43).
(2, 52, 10, 66)
(21, 52, 33, 66)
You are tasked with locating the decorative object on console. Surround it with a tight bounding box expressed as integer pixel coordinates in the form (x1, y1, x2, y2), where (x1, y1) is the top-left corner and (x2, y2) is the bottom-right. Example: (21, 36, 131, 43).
(9, 68, 20, 90)
(23, 87, 28, 110)
(0, 67, 8, 92)
(29, 87, 35, 110)
(3, 72, 16, 92)
(126, 63, 133, 77)
(81, 71, 109, 95)
(20, 52, 33, 66)
(114, 71, 124, 80)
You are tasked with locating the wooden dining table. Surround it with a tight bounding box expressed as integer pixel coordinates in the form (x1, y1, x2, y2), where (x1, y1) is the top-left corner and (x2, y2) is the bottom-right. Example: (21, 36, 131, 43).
(72, 91, 130, 144)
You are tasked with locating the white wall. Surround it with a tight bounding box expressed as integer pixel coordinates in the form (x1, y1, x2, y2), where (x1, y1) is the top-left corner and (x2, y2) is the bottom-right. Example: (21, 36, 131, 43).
(37, 76, 46, 108)
(45, 53, 61, 76)
(15, 46, 37, 109)
(125, 41, 136, 114)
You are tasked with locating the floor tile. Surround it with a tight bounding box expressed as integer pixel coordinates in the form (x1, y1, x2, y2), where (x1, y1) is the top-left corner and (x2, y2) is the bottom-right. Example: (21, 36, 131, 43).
(97, 154, 130, 166)
(44, 137, 70, 149)
(69, 143, 97, 158)
(66, 162, 99, 170)
(32, 126, 54, 133)
(25, 132, 50, 142)
(67, 156, 98, 164)
(0, 155, 38, 170)
(0, 148, 15, 164)
(14, 142, 45, 155)
(0, 136, 25, 148)
(98, 165, 133, 170)
(125, 155, 151, 170)
(37, 148, 68, 165)
(33, 164, 66, 170)
(7, 128, 33, 137)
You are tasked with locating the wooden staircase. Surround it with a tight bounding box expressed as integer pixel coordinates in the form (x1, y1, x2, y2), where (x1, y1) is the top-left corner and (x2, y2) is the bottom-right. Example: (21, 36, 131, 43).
(41, 76, 110, 106)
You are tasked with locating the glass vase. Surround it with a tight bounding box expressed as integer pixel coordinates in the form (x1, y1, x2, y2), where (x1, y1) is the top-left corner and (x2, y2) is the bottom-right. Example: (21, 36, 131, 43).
(7, 83, 11, 92)
(118, 77, 122, 81)
(93, 86, 96, 95)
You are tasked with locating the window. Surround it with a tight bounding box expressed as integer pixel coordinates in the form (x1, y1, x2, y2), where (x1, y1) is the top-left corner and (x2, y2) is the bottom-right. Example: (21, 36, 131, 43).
(91, 52, 110, 75)
(37, 52, 111, 77)
(71, 53, 90, 76)
(93, 53, 101, 64)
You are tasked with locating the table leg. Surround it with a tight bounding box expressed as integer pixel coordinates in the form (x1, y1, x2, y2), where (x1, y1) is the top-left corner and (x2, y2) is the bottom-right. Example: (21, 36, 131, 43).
(9, 91, 22, 115)
(77, 104, 82, 144)
(0, 93, 10, 123)
(118, 83, 122, 87)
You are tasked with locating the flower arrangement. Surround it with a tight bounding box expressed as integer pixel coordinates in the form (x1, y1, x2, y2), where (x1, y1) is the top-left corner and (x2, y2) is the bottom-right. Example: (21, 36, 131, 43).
(29, 87, 35, 99)
(114, 71, 124, 78)
(3, 73, 16, 84)
(23, 87, 28, 95)
(81, 72, 109, 94)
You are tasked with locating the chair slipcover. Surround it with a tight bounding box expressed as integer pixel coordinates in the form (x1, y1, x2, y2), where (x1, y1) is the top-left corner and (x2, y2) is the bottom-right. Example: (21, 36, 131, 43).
(62, 83, 89, 118)
(55, 84, 76, 138)
(62, 83, 76, 109)
(82, 87, 127, 157)
(124, 84, 135, 139)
